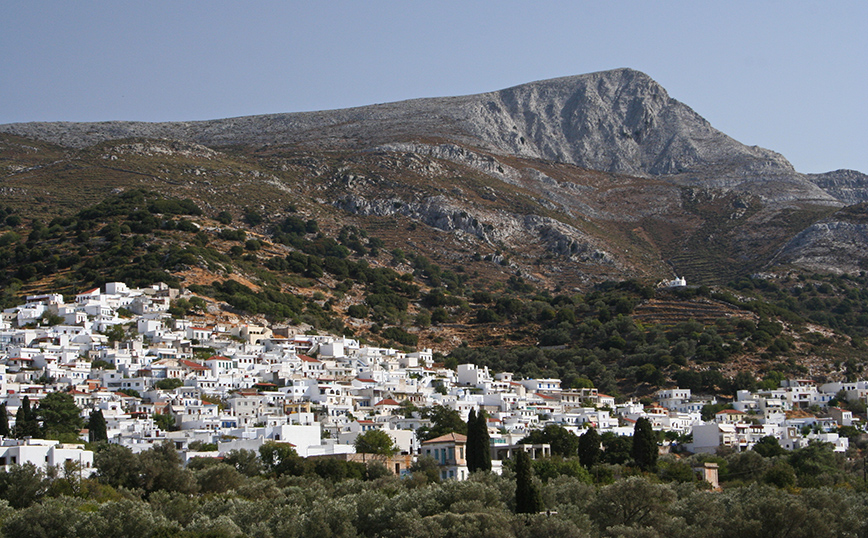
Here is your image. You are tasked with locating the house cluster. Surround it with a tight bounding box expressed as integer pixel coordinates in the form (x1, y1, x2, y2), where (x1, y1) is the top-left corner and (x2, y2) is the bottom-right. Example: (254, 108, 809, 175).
(0, 282, 860, 480)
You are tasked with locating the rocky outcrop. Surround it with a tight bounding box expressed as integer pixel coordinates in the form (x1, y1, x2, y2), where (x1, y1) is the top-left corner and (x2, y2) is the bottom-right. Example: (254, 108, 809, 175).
(773, 220, 868, 273)
(806, 169, 868, 205)
(335, 193, 613, 266)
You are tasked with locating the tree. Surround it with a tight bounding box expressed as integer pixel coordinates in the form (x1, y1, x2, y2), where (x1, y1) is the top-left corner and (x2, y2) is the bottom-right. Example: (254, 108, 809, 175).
(419, 405, 467, 441)
(409, 455, 441, 484)
(0, 403, 9, 438)
(259, 441, 305, 477)
(600, 431, 633, 465)
(466, 408, 491, 473)
(578, 427, 602, 469)
(520, 424, 578, 458)
(514, 450, 542, 514)
(752, 435, 787, 458)
(0, 463, 48, 509)
(138, 441, 198, 495)
(152, 412, 177, 432)
(222, 448, 263, 477)
(94, 444, 142, 490)
(13, 396, 39, 439)
(631, 417, 658, 472)
(466, 409, 479, 471)
(87, 409, 108, 444)
(354, 429, 398, 456)
(194, 463, 244, 494)
(155, 378, 184, 391)
(37, 392, 84, 440)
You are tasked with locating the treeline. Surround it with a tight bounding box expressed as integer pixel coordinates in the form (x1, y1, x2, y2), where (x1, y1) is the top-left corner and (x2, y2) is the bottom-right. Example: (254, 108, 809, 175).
(1, 437, 867, 537)
(729, 273, 868, 342)
(0, 189, 206, 307)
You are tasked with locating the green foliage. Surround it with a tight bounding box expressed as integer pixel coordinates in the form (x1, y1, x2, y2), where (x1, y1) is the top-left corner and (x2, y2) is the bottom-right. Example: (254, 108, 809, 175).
(418, 406, 467, 441)
(152, 413, 177, 431)
(2, 442, 868, 537)
(380, 327, 418, 347)
(138, 441, 198, 495)
(258, 441, 305, 477)
(520, 425, 579, 458)
(215, 210, 233, 225)
(514, 450, 542, 514)
(0, 463, 48, 509)
(222, 449, 264, 477)
(88, 409, 108, 444)
(631, 417, 658, 472)
(36, 392, 84, 439)
(752, 435, 787, 458)
(701, 402, 733, 422)
(787, 441, 844, 488)
(347, 304, 368, 319)
(409, 455, 441, 484)
(155, 378, 184, 391)
(0, 404, 8, 438)
(194, 464, 245, 494)
(600, 431, 632, 465)
(577, 427, 601, 469)
(466, 409, 491, 473)
(354, 430, 399, 456)
(13, 396, 39, 439)
(94, 444, 142, 490)
(531, 457, 592, 483)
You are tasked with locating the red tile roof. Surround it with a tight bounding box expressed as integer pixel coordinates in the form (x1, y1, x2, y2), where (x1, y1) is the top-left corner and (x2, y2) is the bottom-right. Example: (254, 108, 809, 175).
(422, 432, 468, 444)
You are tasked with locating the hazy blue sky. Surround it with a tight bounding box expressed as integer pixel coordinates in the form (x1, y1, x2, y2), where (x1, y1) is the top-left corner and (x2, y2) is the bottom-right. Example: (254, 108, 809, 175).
(2, 2, 865, 174)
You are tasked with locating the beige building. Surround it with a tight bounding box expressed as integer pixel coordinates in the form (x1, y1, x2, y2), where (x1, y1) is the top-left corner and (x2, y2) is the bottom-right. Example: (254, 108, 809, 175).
(421, 432, 468, 481)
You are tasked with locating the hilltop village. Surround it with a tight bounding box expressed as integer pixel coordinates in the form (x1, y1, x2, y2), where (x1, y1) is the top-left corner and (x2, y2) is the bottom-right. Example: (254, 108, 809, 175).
(0, 281, 858, 480)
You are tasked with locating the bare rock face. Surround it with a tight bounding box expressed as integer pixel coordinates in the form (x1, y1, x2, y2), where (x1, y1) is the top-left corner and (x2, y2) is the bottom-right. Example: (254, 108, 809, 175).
(775, 220, 868, 273)
(446, 69, 795, 179)
(806, 169, 868, 205)
(335, 192, 613, 267)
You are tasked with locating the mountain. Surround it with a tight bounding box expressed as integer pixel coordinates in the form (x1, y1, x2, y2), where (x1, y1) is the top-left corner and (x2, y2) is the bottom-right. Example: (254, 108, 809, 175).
(2, 68, 866, 285)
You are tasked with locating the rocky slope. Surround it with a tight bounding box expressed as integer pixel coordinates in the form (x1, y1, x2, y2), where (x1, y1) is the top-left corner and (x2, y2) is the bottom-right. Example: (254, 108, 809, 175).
(0, 69, 841, 200)
(1, 68, 865, 282)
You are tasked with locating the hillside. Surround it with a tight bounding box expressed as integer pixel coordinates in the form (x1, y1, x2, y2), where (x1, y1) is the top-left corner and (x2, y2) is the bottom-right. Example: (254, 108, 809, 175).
(2, 186, 868, 400)
(2, 68, 868, 395)
(3, 69, 867, 286)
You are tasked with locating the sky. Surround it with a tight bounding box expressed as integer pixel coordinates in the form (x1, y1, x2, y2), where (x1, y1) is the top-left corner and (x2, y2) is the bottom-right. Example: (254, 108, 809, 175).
(1, 2, 866, 174)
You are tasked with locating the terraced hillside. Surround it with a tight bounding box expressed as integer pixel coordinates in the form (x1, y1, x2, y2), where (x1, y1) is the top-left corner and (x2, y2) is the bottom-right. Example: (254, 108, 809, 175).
(632, 296, 756, 325)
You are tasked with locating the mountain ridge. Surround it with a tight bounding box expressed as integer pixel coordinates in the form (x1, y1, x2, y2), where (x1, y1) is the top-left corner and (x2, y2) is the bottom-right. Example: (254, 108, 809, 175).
(2, 69, 858, 181)
(2, 68, 868, 282)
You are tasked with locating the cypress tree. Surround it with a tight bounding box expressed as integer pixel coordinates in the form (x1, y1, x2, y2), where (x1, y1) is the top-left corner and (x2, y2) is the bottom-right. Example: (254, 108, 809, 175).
(466, 409, 479, 471)
(631, 417, 658, 471)
(578, 427, 601, 469)
(476, 409, 491, 472)
(88, 409, 108, 443)
(514, 449, 542, 514)
(13, 396, 39, 439)
(0, 403, 8, 438)
(467, 408, 492, 473)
